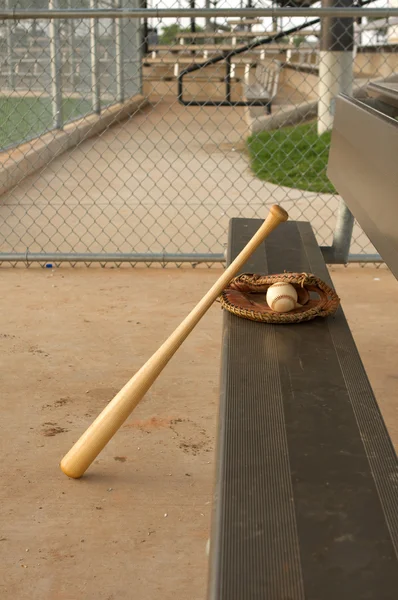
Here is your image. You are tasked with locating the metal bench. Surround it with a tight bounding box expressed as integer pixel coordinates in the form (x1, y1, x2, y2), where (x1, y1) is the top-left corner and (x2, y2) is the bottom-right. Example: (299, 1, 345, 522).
(327, 80, 398, 279)
(207, 81, 398, 599)
(176, 31, 277, 47)
(243, 60, 281, 114)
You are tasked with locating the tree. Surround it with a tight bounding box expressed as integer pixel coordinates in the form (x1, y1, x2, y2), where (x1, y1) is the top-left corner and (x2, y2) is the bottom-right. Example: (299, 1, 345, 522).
(293, 36, 305, 48)
(159, 23, 204, 45)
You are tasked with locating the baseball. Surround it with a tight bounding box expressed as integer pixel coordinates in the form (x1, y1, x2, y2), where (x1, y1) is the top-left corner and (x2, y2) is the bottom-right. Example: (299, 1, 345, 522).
(266, 282, 298, 313)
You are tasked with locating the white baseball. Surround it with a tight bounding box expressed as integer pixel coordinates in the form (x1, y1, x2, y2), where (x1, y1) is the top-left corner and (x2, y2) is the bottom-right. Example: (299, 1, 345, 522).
(266, 282, 298, 313)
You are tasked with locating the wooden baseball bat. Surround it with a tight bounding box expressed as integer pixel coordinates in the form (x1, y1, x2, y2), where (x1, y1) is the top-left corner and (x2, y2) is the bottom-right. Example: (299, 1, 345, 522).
(60, 205, 288, 478)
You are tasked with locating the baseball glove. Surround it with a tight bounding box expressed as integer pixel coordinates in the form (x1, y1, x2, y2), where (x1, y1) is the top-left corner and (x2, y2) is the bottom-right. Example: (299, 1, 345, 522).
(219, 272, 340, 324)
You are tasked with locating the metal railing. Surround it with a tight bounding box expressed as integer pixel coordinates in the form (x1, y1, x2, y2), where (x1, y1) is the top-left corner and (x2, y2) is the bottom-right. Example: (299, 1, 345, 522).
(178, 18, 320, 107)
(2, 8, 398, 18)
(177, 0, 381, 110)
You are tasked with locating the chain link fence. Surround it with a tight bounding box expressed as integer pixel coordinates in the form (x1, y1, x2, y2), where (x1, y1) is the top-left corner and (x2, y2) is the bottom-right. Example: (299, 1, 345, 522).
(0, 2, 396, 266)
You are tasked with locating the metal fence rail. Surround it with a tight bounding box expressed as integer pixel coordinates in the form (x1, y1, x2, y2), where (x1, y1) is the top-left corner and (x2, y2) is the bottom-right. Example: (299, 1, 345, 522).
(0, 4, 396, 266)
(2, 8, 398, 18)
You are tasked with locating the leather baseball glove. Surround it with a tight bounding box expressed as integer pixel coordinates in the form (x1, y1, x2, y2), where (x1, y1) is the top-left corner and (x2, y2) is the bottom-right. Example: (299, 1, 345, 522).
(219, 272, 340, 324)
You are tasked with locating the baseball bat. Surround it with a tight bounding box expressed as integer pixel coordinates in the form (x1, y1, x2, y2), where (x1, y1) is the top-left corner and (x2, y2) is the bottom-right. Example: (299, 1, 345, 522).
(60, 205, 288, 478)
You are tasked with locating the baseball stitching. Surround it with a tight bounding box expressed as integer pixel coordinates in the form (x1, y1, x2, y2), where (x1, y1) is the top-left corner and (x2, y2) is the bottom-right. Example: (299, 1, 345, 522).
(270, 294, 296, 311)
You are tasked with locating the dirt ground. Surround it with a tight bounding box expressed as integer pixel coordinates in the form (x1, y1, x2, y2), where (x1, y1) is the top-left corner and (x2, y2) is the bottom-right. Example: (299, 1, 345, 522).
(0, 265, 397, 600)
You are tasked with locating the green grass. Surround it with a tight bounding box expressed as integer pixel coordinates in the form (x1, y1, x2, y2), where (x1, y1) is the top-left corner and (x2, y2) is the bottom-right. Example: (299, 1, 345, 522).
(247, 122, 336, 194)
(0, 96, 92, 150)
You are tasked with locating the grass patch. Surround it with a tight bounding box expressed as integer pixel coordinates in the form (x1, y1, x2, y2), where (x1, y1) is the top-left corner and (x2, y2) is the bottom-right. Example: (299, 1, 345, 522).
(0, 96, 92, 150)
(247, 122, 336, 194)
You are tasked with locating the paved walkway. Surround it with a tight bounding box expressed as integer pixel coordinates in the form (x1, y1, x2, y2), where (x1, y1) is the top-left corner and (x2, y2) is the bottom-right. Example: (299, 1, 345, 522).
(0, 99, 373, 258)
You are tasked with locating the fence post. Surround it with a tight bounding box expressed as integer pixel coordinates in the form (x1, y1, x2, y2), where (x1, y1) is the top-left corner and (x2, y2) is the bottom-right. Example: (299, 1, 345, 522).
(49, 0, 63, 129)
(225, 55, 231, 103)
(387, 0, 398, 42)
(115, 0, 125, 103)
(318, 0, 355, 262)
(318, 0, 354, 135)
(90, 0, 101, 114)
(67, 0, 77, 90)
(330, 201, 355, 263)
(6, 0, 15, 90)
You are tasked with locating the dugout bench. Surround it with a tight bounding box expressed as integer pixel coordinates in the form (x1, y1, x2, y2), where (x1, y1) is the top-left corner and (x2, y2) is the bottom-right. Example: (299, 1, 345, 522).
(243, 61, 281, 115)
(207, 82, 398, 599)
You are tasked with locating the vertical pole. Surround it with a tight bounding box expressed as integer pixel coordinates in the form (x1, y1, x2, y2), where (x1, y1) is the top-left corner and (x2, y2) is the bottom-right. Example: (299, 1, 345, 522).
(190, 0, 196, 34)
(331, 199, 355, 263)
(287, 36, 292, 63)
(318, 0, 355, 262)
(32, 14, 37, 38)
(244, 63, 250, 84)
(213, 0, 218, 37)
(67, 0, 77, 89)
(355, 0, 362, 49)
(133, 0, 142, 94)
(190, 0, 196, 55)
(140, 0, 148, 55)
(90, 0, 100, 114)
(387, 0, 398, 42)
(272, 0, 278, 33)
(205, 0, 211, 35)
(225, 54, 231, 104)
(6, 0, 15, 90)
(115, 0, 124, 103)
(49, 0, 63, 129)
(247, 0, 252, 33)
(318, 0, 354, 135)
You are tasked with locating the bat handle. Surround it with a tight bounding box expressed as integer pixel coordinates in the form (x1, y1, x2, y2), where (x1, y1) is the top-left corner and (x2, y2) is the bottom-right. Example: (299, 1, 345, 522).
(223, 204, 288, 278)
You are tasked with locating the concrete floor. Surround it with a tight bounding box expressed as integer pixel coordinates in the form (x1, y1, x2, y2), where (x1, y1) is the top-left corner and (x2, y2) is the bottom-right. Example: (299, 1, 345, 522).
(0, 100, 375, 259)
(0, 265, 396, 600)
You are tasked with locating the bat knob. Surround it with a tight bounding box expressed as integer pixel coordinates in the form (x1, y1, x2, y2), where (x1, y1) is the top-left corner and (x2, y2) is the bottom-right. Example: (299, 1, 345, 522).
(270, 204, 288, 223)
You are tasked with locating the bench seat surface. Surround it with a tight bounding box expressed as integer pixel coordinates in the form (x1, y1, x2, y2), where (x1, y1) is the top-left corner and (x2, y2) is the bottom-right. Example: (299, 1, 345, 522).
(207, 219, 398, 600)
(244, 83, 271, 102)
